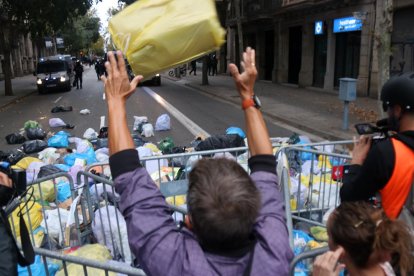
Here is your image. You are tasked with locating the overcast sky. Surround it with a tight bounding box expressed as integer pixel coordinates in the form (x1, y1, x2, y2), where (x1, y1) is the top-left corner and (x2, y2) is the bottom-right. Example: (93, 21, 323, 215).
(93, 0, 119, 34)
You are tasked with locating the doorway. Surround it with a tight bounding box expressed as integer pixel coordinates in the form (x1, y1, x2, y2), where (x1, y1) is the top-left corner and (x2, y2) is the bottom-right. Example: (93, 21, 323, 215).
(288, 26, 302, 84)
(264, 30, 274, 80)
(313, 34, 327, 87)
(334, 32, 361, 87)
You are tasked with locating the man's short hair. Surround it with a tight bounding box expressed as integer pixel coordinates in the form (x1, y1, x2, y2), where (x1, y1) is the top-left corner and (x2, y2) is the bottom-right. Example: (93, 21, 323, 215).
(187, 158, 260, 252)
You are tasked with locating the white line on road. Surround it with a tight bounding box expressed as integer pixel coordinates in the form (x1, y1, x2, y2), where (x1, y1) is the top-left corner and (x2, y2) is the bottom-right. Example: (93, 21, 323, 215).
(54, 96, 62, 104)
(143, 87, 210, 138)
(100, 116, 105, 129)
(103, 92, 105, 101)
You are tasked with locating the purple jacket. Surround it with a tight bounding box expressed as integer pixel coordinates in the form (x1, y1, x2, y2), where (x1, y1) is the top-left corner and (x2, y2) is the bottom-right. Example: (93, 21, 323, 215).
(110, 150, 293, 276)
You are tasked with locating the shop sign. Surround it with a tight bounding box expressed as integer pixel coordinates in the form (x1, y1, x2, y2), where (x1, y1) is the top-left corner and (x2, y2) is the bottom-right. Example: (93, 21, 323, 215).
(314, 21, 324, 35)
(333, 16, 362, 33)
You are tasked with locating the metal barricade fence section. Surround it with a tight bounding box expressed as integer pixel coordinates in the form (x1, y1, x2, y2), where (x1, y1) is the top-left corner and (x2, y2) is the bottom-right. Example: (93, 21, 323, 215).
(277, 141, 353, 274)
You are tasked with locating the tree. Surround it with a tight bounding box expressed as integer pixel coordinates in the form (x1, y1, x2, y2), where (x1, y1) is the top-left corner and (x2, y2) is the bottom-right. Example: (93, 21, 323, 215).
(90, 36, 105, 56)
(0, 0, 99, 96)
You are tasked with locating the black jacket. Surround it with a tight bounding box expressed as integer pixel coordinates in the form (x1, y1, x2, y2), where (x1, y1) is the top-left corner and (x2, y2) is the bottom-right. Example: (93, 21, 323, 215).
(341, 131, 414, 201)
(0, 210, 18, 276)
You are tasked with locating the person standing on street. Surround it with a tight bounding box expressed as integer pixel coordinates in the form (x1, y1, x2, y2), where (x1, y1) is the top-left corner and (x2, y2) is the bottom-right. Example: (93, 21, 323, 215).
(95, 60, 101, 80)
(74, 60, 84, 89)
(189, 60, 197, 75)
(211, 55, 218, 76)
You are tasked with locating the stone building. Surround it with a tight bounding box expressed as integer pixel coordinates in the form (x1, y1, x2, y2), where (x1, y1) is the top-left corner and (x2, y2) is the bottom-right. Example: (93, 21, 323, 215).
(225, 0, 412, 99)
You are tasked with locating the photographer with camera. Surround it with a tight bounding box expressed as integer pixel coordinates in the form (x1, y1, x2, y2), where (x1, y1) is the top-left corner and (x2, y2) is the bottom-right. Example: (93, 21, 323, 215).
(0, 165, 34, 275)
(341, 72, 414, 220)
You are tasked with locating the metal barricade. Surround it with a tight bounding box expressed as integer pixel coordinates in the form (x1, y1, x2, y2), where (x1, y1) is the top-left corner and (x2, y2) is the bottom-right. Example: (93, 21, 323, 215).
(289, 246, 328, 276)
(276, 141, 353, 249)
(26, 246, 146, 276)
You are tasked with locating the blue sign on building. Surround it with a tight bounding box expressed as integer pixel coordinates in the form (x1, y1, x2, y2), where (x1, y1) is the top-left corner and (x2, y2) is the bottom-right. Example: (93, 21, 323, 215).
(314, 21, 324, 35)
(333, 17, 363, 33)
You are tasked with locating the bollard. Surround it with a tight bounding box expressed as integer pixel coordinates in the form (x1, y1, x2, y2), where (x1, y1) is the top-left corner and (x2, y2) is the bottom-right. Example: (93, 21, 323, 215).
(338, 78, 357, 130)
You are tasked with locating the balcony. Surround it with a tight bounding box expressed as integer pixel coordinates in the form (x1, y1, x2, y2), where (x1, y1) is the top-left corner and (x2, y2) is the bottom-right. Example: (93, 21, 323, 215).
(226, 0, 283, 24)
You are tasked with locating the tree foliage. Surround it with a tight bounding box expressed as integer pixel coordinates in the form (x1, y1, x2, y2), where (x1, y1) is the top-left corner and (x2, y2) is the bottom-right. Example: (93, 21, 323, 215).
(90, 35, 105, 56)
(60, 9, 101, 55)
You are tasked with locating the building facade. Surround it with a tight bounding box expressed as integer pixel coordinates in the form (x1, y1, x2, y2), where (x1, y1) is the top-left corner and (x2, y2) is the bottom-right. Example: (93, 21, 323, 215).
(226, 0, 411, 99)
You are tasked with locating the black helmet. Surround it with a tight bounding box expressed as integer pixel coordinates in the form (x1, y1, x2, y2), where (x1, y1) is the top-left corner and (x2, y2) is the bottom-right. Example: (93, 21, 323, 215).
(381, 72, 414, 112)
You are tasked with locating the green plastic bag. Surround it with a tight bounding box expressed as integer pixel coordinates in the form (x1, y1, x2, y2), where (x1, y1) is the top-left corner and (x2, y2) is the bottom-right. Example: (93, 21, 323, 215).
(158, 137, 175, 154)
(109, 0, 225, 79)
(24, 120, 40, 130)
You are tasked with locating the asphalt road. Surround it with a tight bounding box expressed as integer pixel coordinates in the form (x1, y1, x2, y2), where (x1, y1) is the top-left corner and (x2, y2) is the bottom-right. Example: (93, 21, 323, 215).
(0, 67, 294, 153)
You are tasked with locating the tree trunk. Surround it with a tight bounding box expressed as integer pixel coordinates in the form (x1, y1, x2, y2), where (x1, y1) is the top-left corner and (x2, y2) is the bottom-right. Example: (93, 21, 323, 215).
(202, 56, 209, 85)
(0, 25, 14, 96)
(376, 0, 393, 117)
(234, 0, 244, 66)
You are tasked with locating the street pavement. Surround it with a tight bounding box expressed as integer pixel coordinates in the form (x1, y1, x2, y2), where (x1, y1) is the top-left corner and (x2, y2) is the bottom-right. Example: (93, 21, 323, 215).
(0, 67, 383, 154)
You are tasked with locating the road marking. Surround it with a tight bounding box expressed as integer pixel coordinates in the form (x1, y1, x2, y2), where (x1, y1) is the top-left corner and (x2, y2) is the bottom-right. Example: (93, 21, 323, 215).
(142, 87, 210, 138)
(103, 92, 105, 100)
(100, 116, 105, 129)
(54, 96, 62, 103)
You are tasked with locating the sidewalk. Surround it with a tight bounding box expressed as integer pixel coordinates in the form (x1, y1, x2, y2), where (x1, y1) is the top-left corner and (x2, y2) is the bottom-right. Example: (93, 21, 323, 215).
(0, 74, 37, 110)
(165, 73, 382, 141)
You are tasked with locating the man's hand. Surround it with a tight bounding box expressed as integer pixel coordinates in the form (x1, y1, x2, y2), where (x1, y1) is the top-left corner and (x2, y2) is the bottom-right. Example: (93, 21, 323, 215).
(0, 172, 12, 188)
(101, 51, 143, 104)
(228, 47, 257, 101)
(312, 247, 345, 276)
(351, 135, 372, 165)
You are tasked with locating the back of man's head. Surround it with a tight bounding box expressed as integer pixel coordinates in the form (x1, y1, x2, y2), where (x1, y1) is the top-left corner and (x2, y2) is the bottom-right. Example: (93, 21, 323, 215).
(187, 158, 260, 252)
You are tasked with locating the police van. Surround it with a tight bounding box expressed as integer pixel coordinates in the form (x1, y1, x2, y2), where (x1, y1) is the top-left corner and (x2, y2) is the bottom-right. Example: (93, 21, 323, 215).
(34, 55, 74, 94)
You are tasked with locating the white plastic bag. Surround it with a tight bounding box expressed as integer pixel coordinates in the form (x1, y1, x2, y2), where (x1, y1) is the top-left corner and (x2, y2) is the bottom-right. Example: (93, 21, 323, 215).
(133, 116, 148, 131)
(38, 148, 60, 165)
(92, 206, 132, 264)
(26, 161, 46, 183)
(69, 137, 92, 153)
(141, 123, 154, 137)
(49, 118, 66, 128)
(83, 128, 98, 140)
(155, 114, 171, 131)
(137, 146, 153, 158)
(80, 109, 91, 115)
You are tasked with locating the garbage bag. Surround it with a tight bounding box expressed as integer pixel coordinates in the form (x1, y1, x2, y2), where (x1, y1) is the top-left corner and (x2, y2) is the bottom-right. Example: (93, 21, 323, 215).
(22, 140, 48, 154)
(56, 244, 114, 276)
(155, 113, 171, 131)
(132, 134, 147, 147)
(37, 164, 64, 179)
(98, 127, 108, 138)
(310, 226, 328, 242)
(79, 109, 91, 115)
(158, 137, 175, 154)
(92, 206, 132, 264)
(56, 181, 72, 203)
(13, 157, 42, 170)
(32, 180, 56, 202)
(144, 142, 160, 153)
(5, 133, 26, 144)
(83, 128, 98, 139)
(49, 118, 67, 128)
(64, 147, 97, 166)
(48, 131, 70, 148)
(5, 149, 25, 165)
(133, 116, 148, 131)
(18, 255, 60, 276)
(109, 0, 225, 79)
(9, 201, 43, 236)
(26, 127, 46, 140)
(40, 208, 71, 242)
(38, 147, 60, 164)
(51, 105, 73, 113)
(195, 134, 245, 152)
(68, 137, 92, 153)
(90, 138, 108, 149)
(26, 161, 46, 183)
(24, 120, 40, 130)
(141, 123, 154, 137)
(226, 126, 246, 139)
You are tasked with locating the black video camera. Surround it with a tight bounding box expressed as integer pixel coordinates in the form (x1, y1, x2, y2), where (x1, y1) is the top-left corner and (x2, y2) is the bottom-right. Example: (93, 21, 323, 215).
(354, 118, 390, 144)
(0, 162, 27, 208)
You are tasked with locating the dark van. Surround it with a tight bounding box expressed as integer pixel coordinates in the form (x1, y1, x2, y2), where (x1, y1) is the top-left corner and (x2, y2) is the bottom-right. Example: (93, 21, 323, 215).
(34, 56, 73, 94)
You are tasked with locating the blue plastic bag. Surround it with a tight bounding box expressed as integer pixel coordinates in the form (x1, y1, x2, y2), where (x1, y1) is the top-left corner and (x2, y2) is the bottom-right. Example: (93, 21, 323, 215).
(57, 181, 71, 203)
(226, 126, 246, 139)
(54, 164, 71, 172)
(48, 131, 70, 148)
(63, 146, 97, 166)
(18, 255, 60, 276)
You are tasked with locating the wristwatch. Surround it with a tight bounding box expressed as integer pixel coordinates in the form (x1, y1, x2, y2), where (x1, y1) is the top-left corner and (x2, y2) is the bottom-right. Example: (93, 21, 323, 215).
(242, 95, 261, 110)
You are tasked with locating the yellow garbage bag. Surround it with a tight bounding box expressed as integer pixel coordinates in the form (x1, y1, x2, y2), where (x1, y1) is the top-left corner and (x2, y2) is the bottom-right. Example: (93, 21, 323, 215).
(12, 157, 42, 170)
(109, 0, 225, 79)
(32, 180, 56, 202)
(56, 244, 114, 276)
(310, 226, 329, 242)
(166, 195, 186, 206)
(9, 201, 43, 236)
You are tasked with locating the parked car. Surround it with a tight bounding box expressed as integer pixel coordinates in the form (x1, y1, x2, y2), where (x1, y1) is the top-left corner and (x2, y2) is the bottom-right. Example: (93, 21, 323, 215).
(141, 74, 161, 86)
(34, 56, 73, 94)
